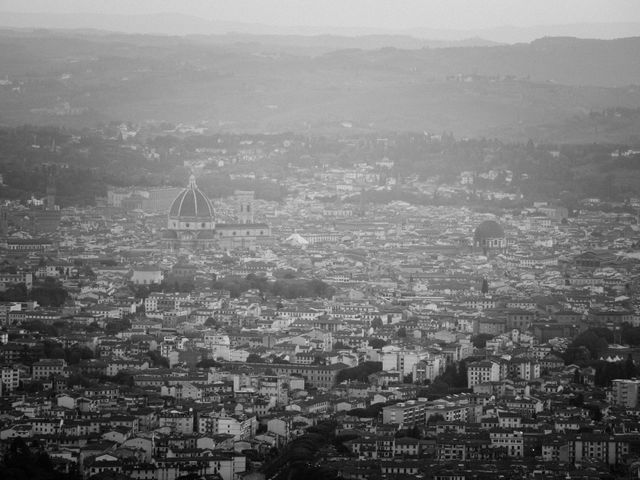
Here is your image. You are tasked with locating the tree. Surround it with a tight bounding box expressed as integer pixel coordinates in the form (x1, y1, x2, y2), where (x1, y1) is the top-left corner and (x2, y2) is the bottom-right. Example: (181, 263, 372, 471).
(67, 373, 94, 388)
(105, 318, 131, 336)
(204, 317, 218, 328)
(65, 345, 93, 365)
(405, 424, 421, 439)
(368, 338, 388, 349)
(146, 350, 169, 369)
(563, 344, 587, 366)
(271, 356, 290, 364)
(397, 327, 407, 338)
(471, 333, 494, 349)
(371, 317, 383, 330)
(43, 340, 65, 359)
(566, 329, 609, 363)
(332, 341, 349, 351)
(427, 413, 445, 424)
(336, 361, 383, 383)
(22, 320, 58, 337)
(625, 353, 637, 378)
(112, 371, 134, 387)
(481, 278, 489, 294)
(0, 437, 76, 480)
(29, 277, 68, 307)
(246, 353, 265, 363)
(196, 358, 221, 369)
(0, 282, 28, 302)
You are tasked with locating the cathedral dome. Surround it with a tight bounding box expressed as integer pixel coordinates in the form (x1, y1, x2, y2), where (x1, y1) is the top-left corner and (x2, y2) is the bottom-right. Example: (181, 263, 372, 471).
(169, 175, 214, 220)
(474, 220, 504, 242)
(473, 220, 506, 250)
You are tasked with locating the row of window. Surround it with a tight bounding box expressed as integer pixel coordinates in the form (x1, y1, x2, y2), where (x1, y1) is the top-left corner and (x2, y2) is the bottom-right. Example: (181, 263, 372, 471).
(172, 221, 266, 236)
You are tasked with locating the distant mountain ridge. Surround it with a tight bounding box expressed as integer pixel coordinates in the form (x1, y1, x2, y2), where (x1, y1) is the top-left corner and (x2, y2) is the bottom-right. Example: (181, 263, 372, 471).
(0, 11, 639, 44)
(0, 30, 640, 142)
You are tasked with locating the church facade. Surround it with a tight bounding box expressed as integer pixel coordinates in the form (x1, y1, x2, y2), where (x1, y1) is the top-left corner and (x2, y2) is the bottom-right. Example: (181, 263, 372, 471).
(162, 176, 271, 251)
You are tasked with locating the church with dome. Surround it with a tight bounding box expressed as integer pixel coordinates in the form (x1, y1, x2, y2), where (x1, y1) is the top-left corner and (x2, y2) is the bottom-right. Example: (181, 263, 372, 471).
(162, 175, 271, 251)
(473, 219, 506, 252)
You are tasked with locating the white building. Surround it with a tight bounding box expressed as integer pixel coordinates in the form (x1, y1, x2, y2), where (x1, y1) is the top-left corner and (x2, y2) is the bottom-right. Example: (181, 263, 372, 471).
(467, 360, 502, 387)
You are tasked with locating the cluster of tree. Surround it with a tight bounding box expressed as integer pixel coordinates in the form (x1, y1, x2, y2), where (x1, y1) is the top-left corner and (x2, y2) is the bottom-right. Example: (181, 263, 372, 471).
(66, 373, 97, 388)
(563, 328, 613, 365)
(104, 318, 132, 336)
(367, 338, 388, 349)
(38, 340, 93, 365)
(562, 328, 640, 387)
(347, 403, 385, 419)
(568, 393, 603, 421)
(245, 354, 265, 363)
(262, 420, 339, 480)
(212, 274, 335, 299)
(111, 371, 135, 387)
(437, 360, 468, 388)
(4, 121, 640, 212)
(0, 437, 79, 480)
(417, 361, 470, 398)
(159, 279, 195, 293)
(592, 355, 638, 387)
(244, 354, 289, 365)
(145, 350, 170, 369)
(20, 320, 59, 338)
(336, 361, 382, 383)
(0, 279, 68, 307)
(195, 358, 222, 369)
(471, 333, 495, 349)
(198, 173, 288, 202)
(620, 323, 640, 345)
(332, 341, 351, 351)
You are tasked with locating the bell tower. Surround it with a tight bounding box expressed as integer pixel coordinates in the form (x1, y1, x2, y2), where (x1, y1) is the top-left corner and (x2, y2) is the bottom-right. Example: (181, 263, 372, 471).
(0, 205, 7, 238)
(235, 190, 254, 224)
(45, 164, 57, 210)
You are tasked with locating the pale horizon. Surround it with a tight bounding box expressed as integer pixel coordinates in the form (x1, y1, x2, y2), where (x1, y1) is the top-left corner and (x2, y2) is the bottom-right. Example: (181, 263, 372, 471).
(1, 0, 639, 34)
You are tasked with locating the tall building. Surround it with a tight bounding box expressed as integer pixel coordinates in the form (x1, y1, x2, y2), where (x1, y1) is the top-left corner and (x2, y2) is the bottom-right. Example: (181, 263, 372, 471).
(30, 165, 61, 235)
(45, 167, 56, 210)
(611, 379, 640, 408)
(235, 190, 254, 224)
(0, 205, 7, 238)
(382, 400, 428, 427)
(467, 360, 502, 387)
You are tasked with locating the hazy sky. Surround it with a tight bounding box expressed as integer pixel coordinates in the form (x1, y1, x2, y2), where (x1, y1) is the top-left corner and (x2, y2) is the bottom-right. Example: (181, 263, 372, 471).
(2, 0, 640, 30)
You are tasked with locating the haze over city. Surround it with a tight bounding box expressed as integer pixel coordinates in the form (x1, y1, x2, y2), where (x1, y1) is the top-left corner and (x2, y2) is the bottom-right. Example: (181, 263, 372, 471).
(0, 2, 640, 480)
(1, 0, 640, 41)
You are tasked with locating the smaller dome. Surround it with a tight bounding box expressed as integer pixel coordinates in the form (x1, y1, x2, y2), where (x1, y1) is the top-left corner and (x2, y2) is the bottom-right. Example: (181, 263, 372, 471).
(474, 220, 504, 241)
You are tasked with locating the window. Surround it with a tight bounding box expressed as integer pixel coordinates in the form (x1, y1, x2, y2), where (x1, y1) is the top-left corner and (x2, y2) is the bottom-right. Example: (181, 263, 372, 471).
(201, 223, 205, 228)
(232, 231, 236, 236)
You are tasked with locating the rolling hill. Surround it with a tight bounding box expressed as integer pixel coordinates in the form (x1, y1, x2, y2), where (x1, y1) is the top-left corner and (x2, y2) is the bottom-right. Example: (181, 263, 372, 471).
(0, 30, 639, 142)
